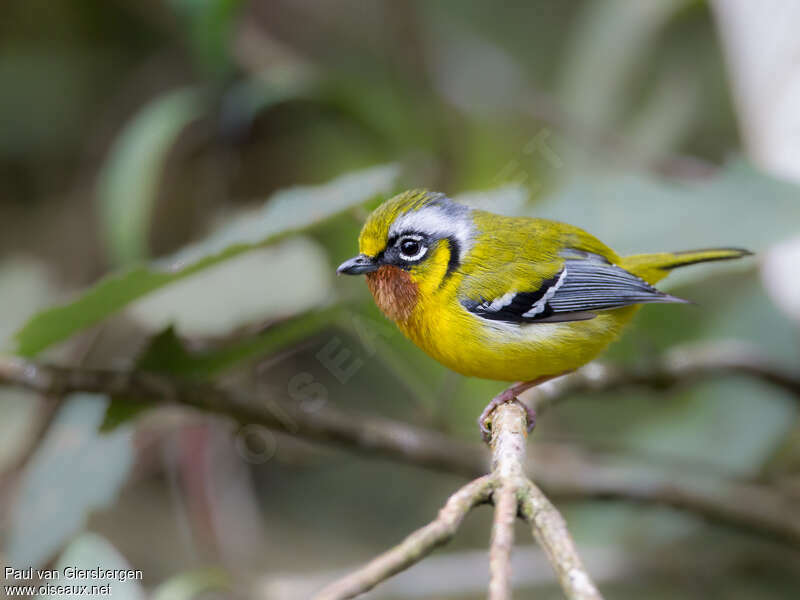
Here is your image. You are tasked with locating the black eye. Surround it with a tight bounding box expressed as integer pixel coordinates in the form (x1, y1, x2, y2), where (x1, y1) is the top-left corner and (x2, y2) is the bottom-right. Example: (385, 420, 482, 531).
(401, 239, 420, 255)
(397, 236, 427, 261)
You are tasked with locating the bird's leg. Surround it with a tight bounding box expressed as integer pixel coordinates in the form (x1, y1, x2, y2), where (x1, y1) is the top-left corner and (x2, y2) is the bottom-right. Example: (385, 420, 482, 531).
(478, 375, 559, 443)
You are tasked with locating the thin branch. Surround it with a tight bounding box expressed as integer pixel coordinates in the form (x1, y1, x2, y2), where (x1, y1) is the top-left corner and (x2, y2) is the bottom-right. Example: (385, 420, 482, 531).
(0, 354, 798, 547)
(493, 402, 603, 600)
(488, 401, 528, 600)
(317, 401, 603, 600)
(313, 476, 492, 600)
(260, 539, 800, 600)
(0, 356, 489, 477)
(489, 484, 516, 599)
(520, 480, 602, 600)
(524, 340, 800, 416)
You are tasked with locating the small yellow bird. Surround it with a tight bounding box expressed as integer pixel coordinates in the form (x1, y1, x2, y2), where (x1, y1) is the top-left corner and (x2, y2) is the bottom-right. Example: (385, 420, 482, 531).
(338, 190, 751, 438)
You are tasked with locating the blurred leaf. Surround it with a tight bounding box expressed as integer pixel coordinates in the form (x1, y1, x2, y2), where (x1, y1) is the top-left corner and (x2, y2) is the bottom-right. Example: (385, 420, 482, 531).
(559, 0, 690, 130)
(151, 568, 230, 600)
(101, 305, 346, 430)
(219, 69, 316, 138)
(128, 238, 333, 336)
(97, 88, 205, 265)
(169, 0, 242, 78)
(134, 325, 188, 373)
(623, 64, 700, 161)
(15, 164, 399, 357)
(6, 395, 133, 567)
(99, 397, 147, 433)
(537, 159, 800, 287)
(624, 377, 796, 476)
(0, 258, 56, 351)
(38, 533, 144, 600)
(140, 305, 345, 378)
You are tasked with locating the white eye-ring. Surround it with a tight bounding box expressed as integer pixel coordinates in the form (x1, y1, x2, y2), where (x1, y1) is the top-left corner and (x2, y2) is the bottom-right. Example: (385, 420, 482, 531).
(397, 235, 427, 261)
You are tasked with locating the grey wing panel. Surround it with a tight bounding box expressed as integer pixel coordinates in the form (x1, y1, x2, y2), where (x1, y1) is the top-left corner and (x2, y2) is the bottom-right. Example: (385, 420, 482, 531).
(462, 259, 686, 324)
(546, 261, 687, 313)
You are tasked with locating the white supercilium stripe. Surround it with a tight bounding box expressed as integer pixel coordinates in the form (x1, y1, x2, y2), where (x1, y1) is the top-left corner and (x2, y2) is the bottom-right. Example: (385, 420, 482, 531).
(389, 205, 474, 255)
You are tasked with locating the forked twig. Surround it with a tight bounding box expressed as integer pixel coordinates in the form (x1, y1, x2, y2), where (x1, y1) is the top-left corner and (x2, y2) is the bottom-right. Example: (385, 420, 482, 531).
(313, 476, 493, 599)
(315, 402, 603, 600)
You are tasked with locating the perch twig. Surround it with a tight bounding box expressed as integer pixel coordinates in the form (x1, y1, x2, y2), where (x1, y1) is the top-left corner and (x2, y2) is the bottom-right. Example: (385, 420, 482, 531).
(316, 401, 603, 599)
(488, 401, 528, 599)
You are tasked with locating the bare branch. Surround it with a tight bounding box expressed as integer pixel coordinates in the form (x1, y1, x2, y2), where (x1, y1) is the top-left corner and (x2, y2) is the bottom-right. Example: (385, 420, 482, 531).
(488, 401, 528, 600)
(317, 401, 603, 599)
(534, 444, 800, 548)
(313, 476, 492, 600)
(489, 484, 517, 600)
(261, 538, 800, 599)
(520, 480, 602, 600)
(523, 340, 800, 416)
(0, 354, 797, 547)
(492, 402, 603, 600)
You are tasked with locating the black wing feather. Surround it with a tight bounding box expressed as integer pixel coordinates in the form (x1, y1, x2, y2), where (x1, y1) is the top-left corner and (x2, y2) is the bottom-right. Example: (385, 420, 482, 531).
(463, 259, 686, 324)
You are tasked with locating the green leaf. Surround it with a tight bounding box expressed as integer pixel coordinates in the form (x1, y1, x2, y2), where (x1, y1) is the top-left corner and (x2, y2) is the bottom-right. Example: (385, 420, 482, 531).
(98, 88, 205, 265)
(37, 533, 144, 600)
(128, 237, 334, 337)
(141, 306, 345, 378)
(169, 0, 242, 78)
(98, 397, 150, 433)
(537, 159, 800, 286)
(100, 306, 346, 430)
(6, 395, 133, 567)
(15, 164, 399, 357)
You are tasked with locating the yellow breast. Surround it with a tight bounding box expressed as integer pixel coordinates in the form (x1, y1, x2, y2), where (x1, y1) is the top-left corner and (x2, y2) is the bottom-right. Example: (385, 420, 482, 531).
(398, 286, 638, 382)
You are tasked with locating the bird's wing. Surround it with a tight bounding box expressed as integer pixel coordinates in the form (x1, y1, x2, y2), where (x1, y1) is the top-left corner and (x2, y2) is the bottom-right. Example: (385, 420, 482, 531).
(461, 252, 686, 324)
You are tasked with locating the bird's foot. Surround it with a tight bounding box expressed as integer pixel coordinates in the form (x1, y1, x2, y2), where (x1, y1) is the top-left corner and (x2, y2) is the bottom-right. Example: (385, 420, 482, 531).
(478, 380, 540, 443)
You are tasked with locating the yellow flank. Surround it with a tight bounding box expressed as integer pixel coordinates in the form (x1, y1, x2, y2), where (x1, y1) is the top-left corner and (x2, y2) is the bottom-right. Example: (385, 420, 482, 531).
(399, 271, 637, 382)
(346, 190, 751, 383)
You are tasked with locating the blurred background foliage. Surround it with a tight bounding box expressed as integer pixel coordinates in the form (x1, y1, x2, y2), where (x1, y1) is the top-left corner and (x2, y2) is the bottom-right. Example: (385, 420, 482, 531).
(1, 1, 799, 599)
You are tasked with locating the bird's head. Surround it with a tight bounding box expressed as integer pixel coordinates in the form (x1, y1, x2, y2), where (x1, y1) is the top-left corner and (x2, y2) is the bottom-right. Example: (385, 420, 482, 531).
(338, 189, 474, 322)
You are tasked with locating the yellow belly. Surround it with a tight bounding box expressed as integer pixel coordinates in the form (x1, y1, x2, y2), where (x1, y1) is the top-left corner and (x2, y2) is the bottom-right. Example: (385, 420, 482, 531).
(399, 297, 638, 382)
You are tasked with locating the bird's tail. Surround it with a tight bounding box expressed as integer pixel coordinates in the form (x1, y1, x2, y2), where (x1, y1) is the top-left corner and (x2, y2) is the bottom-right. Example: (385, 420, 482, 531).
(620, 247, 752, 284)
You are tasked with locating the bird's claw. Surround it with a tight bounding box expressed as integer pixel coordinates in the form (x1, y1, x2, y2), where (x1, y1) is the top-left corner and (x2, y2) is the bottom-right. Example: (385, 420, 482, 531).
(478, 394, 536, 444)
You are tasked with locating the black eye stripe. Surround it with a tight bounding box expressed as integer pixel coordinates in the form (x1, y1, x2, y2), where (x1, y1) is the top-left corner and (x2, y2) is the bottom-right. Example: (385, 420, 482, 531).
(380, 231, 432, 267)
